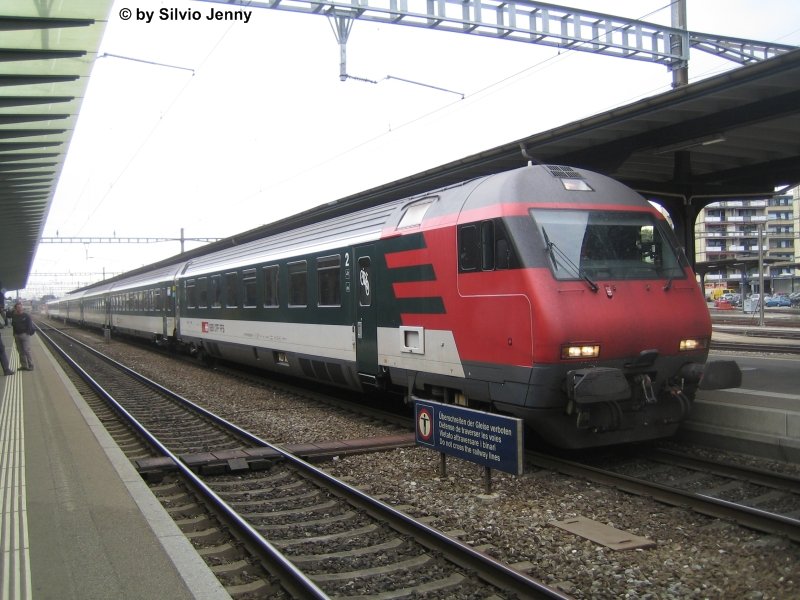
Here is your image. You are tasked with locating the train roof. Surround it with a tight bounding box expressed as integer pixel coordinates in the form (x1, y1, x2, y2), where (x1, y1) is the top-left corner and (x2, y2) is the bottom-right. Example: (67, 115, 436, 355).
(63, 164, 643, 289)
(461, 164, 648, 213)
(178, 199, 396, 277)
(59, 263, 187, 301)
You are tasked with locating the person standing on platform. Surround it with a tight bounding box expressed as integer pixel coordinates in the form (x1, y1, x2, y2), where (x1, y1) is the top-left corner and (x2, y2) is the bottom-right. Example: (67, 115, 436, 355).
(0, 334, 14, 375)
(11, 301, 34, 371)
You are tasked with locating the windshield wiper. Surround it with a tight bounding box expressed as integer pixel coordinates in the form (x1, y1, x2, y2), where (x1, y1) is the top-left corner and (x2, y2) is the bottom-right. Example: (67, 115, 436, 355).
(542, 227, 599, 293)
(542, 227, 560, 271)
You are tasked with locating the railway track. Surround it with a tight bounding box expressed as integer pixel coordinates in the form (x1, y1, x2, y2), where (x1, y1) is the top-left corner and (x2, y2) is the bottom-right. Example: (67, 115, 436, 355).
(38, 322, 566, 599)
(528, 447, 800, 543)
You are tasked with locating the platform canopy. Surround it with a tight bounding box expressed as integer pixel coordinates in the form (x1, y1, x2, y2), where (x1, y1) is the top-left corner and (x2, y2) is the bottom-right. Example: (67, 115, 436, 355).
(293, 48, 800, 264)
(0, 1, 112, 293)
(324, 49, 800, 214)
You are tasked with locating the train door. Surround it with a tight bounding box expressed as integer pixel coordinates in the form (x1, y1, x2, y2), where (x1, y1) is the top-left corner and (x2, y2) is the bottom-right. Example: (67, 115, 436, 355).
(161, 285, 169, 339)
(355, 245, 379, 382)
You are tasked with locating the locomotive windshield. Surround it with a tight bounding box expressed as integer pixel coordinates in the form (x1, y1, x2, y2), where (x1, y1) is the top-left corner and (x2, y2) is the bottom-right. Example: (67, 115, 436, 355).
(531, 209, 686, 281)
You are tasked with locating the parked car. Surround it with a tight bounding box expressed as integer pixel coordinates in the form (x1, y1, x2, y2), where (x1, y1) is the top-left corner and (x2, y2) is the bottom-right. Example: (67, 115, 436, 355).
(765, 295, 791, 307)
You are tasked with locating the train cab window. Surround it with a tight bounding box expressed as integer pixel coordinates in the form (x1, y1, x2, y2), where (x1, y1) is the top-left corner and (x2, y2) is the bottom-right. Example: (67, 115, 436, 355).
(198, 277, 208, 309)
(288, 261, 308, 307)
(317, 255, 341, 307)
(531, 208, 686, 281)
(210, 275, 222, 308)
(225, 272, 239, 308)
(243, 269, 257, 308)
(397, 198, 435, 229)
(263, 265, 279, 307)
(458, 225, 480, 271)
(481, 221, 495, 270)
(459, 220, 519, 272)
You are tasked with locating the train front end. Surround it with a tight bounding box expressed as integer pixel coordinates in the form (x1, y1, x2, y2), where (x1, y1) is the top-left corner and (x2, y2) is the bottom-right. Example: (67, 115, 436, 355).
(479, 166, 741, 448)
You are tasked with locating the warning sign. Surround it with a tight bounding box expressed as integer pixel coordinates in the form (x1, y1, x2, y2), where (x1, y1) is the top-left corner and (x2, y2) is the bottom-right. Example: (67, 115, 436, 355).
(417, 407, 434, 444)
(414, 400, 523, 475)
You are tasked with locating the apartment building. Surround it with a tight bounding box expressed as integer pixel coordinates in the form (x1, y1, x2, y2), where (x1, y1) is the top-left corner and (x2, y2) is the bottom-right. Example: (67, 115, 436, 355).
(694, 185, 799, 296)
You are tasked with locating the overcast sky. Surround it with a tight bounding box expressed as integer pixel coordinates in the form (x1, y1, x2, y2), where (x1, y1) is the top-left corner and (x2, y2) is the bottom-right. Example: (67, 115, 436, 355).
(22, 0, 800, 297)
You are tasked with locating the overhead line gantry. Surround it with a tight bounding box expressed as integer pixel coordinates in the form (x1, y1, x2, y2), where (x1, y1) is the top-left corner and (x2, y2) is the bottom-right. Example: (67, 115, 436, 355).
(197, 0, 797, 82)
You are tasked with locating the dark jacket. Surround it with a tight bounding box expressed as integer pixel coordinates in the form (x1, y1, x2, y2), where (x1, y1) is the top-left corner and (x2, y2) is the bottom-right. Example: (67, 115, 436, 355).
(11, 311, 34, 336)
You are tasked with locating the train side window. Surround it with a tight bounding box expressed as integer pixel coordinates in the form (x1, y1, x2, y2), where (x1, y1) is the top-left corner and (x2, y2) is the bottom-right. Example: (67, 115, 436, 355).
(263, 265, 279, 307)
(186, 280, 196, 309)
(198, 277, 208, 308)
(288, 261, 307, 307)
(458, 224, 480, 271)
(154, 288, 162, 312)
(243, 269, 257, 308)
(317, 255, 341, 307)
(210, 275, 222, 308)
(225, 272, 239, 308)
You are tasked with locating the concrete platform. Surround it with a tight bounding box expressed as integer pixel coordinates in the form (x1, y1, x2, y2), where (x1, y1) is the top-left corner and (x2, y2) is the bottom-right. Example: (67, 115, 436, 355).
(678, 323, 800, 463)
(0, 329, 230, 599)
(679, 388, 800, 463)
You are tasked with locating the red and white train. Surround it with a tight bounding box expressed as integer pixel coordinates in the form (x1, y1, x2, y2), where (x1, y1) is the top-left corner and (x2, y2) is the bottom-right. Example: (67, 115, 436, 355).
(49, 164, 740, 448)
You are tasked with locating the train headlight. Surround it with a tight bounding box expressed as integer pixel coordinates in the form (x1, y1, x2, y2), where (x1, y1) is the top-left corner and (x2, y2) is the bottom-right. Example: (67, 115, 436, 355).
(561, 344, 600, 359)
(679, 338, 708, 352)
